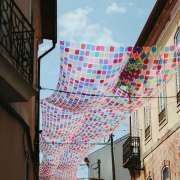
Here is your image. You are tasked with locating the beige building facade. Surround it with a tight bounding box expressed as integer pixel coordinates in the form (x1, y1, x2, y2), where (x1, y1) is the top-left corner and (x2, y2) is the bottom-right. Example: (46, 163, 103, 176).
(140, 4, 180, 179)
(123, 0, 180, 180)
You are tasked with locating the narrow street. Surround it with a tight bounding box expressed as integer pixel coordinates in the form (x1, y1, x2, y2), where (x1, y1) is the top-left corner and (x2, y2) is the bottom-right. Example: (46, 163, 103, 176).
(0, 0, 179, 180)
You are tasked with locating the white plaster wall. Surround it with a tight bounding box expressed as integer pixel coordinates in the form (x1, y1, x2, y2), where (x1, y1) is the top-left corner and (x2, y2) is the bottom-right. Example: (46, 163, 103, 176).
(88, 136, 130, 180)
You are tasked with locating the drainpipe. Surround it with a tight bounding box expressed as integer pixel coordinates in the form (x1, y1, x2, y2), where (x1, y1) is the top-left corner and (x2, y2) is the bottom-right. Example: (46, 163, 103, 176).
(34, 40, 56, 179)
(129, 116, 132, 137)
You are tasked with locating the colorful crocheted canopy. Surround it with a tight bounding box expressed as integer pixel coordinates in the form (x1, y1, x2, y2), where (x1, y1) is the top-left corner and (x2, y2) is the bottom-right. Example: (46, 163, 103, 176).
(40, 41, 179, 179)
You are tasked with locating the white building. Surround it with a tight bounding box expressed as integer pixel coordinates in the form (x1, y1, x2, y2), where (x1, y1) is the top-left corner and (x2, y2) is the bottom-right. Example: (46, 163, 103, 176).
(88, 135, 130, 180)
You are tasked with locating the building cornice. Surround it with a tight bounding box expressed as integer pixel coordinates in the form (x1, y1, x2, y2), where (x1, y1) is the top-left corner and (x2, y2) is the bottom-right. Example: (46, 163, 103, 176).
(136, 0, 178, 46)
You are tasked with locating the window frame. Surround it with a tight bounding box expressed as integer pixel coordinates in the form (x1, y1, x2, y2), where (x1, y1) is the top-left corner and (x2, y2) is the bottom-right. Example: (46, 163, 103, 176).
(131, 110, 139, 137)
(158, 83, 167, 128)
(158, 87, 166, 112)
(144, 101, 151, 141)
(174, 27, 180, 105)
(175, 27, 180, 47)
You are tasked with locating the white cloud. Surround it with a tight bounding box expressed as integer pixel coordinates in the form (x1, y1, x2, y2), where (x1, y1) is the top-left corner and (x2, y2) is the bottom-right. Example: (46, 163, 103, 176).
(58, 7, 120, 46)
(106, 2, 127, 14)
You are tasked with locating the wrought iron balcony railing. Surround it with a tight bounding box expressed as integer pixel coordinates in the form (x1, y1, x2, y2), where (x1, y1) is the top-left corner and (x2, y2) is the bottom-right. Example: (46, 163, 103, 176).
(123, 136, 141, 169)
(0, 0, 34, 83)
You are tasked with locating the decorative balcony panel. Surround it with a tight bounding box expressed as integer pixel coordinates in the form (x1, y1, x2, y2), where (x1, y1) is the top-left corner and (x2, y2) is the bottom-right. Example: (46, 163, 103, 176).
(0, 0, 34, 83)
(123, 136, 141, 170)
(0, 0, 34, 102)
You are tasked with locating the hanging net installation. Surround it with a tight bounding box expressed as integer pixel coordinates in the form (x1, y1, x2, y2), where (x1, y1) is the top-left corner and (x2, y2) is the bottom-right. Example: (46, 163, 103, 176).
(40, 40, 179, 179)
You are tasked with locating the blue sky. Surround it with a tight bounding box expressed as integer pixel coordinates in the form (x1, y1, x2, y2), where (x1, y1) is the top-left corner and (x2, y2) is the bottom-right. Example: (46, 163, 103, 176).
(40, 0, 156, 97)
(40, 0, 156, 178)
(57, 0, 156, 46)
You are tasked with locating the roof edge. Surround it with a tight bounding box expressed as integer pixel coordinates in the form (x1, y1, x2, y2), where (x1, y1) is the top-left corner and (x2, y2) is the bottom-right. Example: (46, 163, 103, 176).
(135, 0, 173, 46)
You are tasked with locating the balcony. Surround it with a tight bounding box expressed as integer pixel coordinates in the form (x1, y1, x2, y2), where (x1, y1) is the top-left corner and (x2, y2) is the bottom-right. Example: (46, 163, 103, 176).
(0, 0, 34, 101)
(123, 136, 141, 170)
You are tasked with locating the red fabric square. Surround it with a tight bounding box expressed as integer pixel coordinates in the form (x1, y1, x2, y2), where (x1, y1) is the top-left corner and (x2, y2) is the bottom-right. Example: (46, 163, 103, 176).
(65, 48, 69, 52)
(157, 65, 161, 70)
(110, 46, 115, 52)
(173, 58, 177, 63)
(97, 70, 101, 74)
(154, 60, 158, 64)
(113, 59, 118, 64)
(164, 53, 169, 59)
(144, 59, 149, 64)
(75, 50, 80, 55)
(88, 64, 93, 68)
(81, 44, 86, 49)
(96, 46, 101, 51)
(80, 77, 85, 81)
(128, 47, 133, 51)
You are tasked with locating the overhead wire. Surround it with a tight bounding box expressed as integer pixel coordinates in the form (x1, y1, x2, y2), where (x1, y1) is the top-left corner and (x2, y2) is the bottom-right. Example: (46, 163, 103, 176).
(40, 86, 178, 99)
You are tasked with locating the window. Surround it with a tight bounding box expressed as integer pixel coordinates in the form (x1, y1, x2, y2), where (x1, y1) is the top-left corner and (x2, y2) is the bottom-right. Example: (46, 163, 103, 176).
(175, 28, 180, 104)
(131, 110, 139, 136)
(158, 85, 167, 127)
(175, 28, 180, 46)
(158, 87, 166, 112)
(144, 102, 151, 140)
(162, 166, 170, 180)
(147, 176, 153, 180)
(158, 53, 167, 113)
